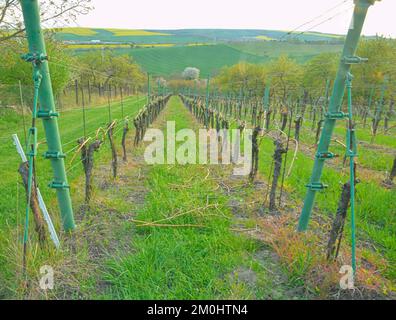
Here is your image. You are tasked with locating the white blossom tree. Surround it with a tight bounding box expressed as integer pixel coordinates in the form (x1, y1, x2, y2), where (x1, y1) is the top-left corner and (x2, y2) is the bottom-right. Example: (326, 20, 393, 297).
(0, 0, 92, 42)
(182, 67, 200, 80)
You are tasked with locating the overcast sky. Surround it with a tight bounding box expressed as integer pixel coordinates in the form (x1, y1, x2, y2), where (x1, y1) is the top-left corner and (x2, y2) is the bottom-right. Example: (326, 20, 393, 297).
(74, 0, 395, 37)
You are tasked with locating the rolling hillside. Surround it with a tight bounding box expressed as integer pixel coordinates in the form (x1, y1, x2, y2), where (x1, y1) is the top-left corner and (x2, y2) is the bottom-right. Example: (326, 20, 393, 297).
(73, 42, 343, 76)
(55, 27, 344, 44)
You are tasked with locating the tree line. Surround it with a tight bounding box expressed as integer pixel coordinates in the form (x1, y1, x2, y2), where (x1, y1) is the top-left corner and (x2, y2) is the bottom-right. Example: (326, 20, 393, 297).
(212, 37, 396, 108)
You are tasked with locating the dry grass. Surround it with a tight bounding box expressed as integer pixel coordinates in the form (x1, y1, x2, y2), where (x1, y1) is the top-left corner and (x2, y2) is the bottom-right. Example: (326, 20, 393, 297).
(256, 213, 395, 299)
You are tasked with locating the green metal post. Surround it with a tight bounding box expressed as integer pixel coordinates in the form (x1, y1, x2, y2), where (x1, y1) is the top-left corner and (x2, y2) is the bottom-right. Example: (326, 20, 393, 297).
(205, 76, 210, 127)
(373, 77, 387, 127)
(298, 0, 376, 232)
(147, 73, 151, 104)
(318, 79, 331, 123)
(20, 0, 75, 231)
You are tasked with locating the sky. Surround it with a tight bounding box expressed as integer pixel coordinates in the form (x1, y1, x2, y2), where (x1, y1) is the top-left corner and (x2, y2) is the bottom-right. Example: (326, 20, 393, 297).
(73, 0, 396, 37)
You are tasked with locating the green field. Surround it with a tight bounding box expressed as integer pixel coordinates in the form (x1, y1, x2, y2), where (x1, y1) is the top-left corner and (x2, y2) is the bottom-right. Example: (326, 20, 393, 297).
(102, 97, 279, 299)
(54, 28, 345, 44)
(73, 41, 345, 76)
(194, 95, 396, 287)
(74, 44, 270, 76)
(227, 41, 343, 61)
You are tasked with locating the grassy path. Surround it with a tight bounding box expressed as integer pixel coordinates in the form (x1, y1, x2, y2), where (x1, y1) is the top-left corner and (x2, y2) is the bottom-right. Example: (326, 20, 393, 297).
(99, 96, 297, 299)
(223, 109, 396, 282)
(297, 120, 396, 173)
(0, 96, 146, 227)
(1, 95, 299, 299)
(2, 95, 393, 299)
(0, 96, 146, 298)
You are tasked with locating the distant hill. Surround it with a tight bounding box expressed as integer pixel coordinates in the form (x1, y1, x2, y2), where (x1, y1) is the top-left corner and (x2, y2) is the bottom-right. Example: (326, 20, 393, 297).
(73, 42, 343, 77)
(73, 44, 268, 76)
(54, 27, 345, 44)
(62, 27, 346, 77)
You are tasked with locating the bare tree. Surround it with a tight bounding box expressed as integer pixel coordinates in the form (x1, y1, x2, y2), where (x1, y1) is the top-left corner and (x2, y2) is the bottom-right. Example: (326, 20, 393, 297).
(0, 0, 92, 42)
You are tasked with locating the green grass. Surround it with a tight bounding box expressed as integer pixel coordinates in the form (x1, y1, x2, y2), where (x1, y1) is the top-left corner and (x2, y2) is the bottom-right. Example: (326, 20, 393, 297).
(0, 96, 147, 297)
(334, 125, 396, 149)
(0, 96, 296, 299)
(212, 102, 396, 282)
(54, 28, 345, 44)
(1, 93, 394, 298)
(227, 41, 343, 63)
(296, 118, 396, 172)
(55, 28, 212, 44)
(255, 126, 396, 280)
(0, 96, 145, 226)
(72, 40, 347, 76)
